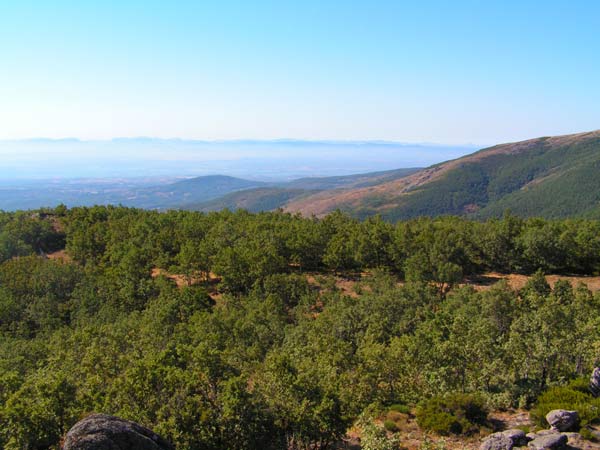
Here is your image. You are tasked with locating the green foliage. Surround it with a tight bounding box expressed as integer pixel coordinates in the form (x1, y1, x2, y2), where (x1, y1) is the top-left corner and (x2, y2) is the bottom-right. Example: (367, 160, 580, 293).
(579, 427, 595, 441)
(191, 187, 310, 213)
(389, 404, 411, 414)
(1, 207, 600, 449)
(416, 393, 488, 435)
(341, 134, 600, 221)
(530, 381, 600, 428)
(418, 436, 448, 450)
(383, 419, 399, 432)
(359, 419, 402, 450)
(0, 370, 77, 450)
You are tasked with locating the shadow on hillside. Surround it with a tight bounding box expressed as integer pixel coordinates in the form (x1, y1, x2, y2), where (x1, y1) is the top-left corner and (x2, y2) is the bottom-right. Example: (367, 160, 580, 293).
(464, 274, 504, 286)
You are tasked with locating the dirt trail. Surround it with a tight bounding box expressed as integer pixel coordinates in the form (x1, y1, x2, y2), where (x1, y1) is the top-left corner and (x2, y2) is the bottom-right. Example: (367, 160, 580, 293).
(45, 249, 72, 262)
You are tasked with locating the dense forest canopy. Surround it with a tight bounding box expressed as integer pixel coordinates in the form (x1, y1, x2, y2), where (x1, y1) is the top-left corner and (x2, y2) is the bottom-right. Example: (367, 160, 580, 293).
(1, 206, 600, 449)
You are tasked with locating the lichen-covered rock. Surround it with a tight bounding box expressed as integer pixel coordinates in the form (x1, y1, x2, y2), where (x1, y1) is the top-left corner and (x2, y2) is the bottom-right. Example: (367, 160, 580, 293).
(546, 409, 579, 432)
(590, 367, 600, 397)
(527, 433, 568, 450)
(480, 433, 515, 450)
(503, 429, 529, 446)
(480, 429, 530, 450)
(62, 414, 174, 450)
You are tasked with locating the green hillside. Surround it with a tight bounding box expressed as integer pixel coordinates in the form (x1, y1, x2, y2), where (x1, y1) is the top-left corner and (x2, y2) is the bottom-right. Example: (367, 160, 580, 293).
(130, 175, 267, 209)
(186, 187, 313, 212)
(285, 167, 420, 190)
(286, 130, 600, 220)
(400, 132, 600, 220)
(186, 168, 420, 212)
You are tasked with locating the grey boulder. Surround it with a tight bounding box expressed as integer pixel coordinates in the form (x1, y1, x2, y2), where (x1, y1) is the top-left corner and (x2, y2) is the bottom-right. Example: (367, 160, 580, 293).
(546, 409, 579, 432)
(62, 414, 174, 450)
(480, 433, 514, 450)
(503, 429, 529, 446)
(480, 429, 529, 450)
(527, 433, 568, 450)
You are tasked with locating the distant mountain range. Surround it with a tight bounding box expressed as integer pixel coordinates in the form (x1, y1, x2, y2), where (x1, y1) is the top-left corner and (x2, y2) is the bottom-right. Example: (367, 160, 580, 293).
(3, 130, 600, 219)
(0, 139, 473, 180)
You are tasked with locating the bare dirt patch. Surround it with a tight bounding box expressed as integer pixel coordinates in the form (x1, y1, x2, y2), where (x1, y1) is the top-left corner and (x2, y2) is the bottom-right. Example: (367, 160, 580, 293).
(465, 272, 600, 293)
(45, 249, 72, 262)
(151, 268, 222, 302)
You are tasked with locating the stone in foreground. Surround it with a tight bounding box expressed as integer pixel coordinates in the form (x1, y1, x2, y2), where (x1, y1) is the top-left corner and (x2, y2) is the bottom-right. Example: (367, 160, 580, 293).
(480, 433, 514, 450)
(62, 413, 174, 450)
(480, 429, 529, 450)
(546, 409, 579, 432)
(527, 433, 568, 450)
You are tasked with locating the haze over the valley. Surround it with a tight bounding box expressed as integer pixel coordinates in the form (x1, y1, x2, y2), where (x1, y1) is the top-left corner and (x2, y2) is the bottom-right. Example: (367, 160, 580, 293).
(0, 138, 476, 181)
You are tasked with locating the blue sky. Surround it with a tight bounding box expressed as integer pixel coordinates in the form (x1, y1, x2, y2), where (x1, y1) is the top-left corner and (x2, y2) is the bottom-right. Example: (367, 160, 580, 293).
(1, 1, 599, 144)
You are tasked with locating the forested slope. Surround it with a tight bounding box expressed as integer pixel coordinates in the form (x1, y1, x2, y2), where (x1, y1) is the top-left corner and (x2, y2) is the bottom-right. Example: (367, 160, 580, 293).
(285, 130, 600, 220)
(2, 207, 600, 449)
(184, 168, 420, 212)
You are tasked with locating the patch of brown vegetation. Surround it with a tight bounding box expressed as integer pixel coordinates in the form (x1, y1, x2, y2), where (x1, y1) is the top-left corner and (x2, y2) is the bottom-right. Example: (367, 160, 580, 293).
(151, 267, 221, 294)
(151, 268, 223, 302)
(488, 409, 532, 431)
(306, 272, 370, 298)
(151, 268, 189, 287)
(546, 274, 600, 291)
(283, 164, 451, 217)
(465, 272, 600, 292)
(46, 249, 72, 262)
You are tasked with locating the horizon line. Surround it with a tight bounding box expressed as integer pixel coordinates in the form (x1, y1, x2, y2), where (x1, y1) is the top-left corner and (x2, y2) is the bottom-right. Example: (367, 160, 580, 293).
(0, 136, 484, 148)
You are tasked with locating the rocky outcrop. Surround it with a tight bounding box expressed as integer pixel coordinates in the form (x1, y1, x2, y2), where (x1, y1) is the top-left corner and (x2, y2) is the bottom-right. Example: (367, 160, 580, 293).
(480, 429, 528, 450)
(62, 414, 174, 450)
(527, 432, 568, 450)
(480, 433, 515, 450)
(546, 410, 579, 432)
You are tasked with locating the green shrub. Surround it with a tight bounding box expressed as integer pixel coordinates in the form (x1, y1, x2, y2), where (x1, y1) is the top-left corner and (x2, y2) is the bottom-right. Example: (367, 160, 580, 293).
(579, 427, 595, 441)
(360, 420, 402, 450)
(567, 377, 592, 394)
(419, 436, 448, 450)
(530, 380, 600, 428)
(383, 419, 399, 432)
(389, 404, 411, 414)
(416, 393, 488, 435)
(417, 411, 463, 435)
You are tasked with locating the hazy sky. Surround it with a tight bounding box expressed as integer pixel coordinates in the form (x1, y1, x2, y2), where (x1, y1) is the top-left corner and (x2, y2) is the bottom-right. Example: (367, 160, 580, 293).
(1, 1, 599, 144)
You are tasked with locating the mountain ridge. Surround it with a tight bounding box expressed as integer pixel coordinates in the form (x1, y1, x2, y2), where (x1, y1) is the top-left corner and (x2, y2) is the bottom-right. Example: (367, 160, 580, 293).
(283, 129, 600, 219)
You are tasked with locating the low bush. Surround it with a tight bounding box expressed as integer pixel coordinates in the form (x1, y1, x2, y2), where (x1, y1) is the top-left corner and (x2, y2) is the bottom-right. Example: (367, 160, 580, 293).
(358, 417, 402, 450)
(579, 427, 595, 441)
(389, 404, 411, 414)
(383, 419, 399, 432)
(416, 393, 488, 436)
(530, 379, 600, 428)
